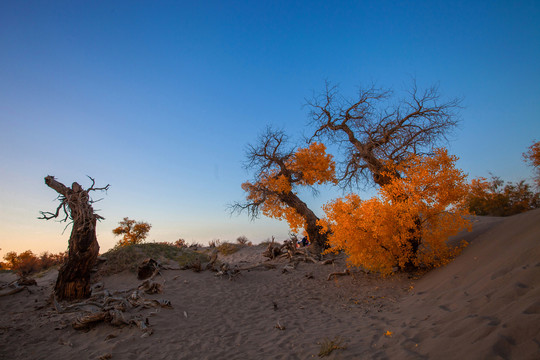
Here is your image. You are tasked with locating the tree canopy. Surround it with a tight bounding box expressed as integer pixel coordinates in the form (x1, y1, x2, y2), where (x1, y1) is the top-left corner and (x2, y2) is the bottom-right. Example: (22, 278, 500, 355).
(233, 128, 336, 251)
(307, 82, 461, 188)
(113, 217, 152, 247)
(320, 149, 471, 274)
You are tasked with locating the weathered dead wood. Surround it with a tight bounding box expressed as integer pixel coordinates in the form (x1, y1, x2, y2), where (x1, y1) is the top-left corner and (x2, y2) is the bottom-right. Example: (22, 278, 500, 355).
(0, 285, 26, 297)
(72, 311, 110, 329)
(263, 237, 282, 259)
(17, 276, 37, 286)
(327, 269, 350, 281)
(237, 262, 276, 271)
(58, 275, 171, 336)
(137, 258, 160, 280)
(205, 250, 219, 270)
(214, 263, 239, 280)
(40, 176, 109, 300)
(137, 280, 163, 294)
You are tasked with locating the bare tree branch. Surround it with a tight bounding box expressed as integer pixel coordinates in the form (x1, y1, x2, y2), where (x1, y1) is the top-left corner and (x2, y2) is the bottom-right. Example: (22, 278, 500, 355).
(308, 81, 461, 188)
(232, 128, 334, 253)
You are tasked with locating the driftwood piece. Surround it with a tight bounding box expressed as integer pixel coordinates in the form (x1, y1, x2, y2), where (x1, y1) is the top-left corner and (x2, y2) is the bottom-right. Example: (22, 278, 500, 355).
(263, 237, 283, 260)
(237, 263, 276, 271)
(73, 311, 110, 329)
(327, 269, 350, 281)
(64, 276, 172, 335)
(0, 285, 26, 297)
(214, 263, 239, 280)
(138, 280, 163, 294)
(17, 277, 37, 286)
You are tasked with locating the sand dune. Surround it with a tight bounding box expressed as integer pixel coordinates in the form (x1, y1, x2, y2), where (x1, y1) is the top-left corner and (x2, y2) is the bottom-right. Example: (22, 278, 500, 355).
(1, 210, 539, 359)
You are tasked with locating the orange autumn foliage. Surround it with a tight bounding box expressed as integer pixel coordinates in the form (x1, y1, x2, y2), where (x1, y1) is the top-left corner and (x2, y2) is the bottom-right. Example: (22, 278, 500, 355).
(1, 250, 66, 275)
(242, 142, 336, 234)
(112, 217, 152, 247)
(288, 142, 337, 186)
(523, 140, 540, 187)
(466, 176, 539, 216)
(320, 149, 471, 274)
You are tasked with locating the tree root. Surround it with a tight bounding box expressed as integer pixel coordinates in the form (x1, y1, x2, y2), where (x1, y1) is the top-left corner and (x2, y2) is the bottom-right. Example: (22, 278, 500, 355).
(53, 274, 171, 336)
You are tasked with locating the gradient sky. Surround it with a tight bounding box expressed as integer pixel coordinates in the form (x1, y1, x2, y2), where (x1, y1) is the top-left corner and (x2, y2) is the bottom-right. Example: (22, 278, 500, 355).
(1, 0, 539, 258)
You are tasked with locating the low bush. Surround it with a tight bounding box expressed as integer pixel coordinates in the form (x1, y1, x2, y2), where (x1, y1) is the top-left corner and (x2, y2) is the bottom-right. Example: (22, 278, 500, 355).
(2, 250, 66, 276)
(467, 176, 540, 216)
(216, 242, 241, 255)
(236, 235, 250, 246)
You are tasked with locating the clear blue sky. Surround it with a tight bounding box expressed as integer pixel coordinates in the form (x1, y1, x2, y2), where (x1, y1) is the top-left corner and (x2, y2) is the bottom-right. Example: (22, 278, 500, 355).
(1, 0, 539, 257)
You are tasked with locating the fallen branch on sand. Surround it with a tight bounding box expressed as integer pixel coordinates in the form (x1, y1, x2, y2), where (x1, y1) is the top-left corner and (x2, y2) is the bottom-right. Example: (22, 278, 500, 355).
(237, 263, 276, 271)
(263, 238, 324, 264)
(67, 287, 171, 337)
(0, 277, 37, 297)
(0, 284, 27, 297)
(52, 268, 171, 337)
(327, 269, 350, 281)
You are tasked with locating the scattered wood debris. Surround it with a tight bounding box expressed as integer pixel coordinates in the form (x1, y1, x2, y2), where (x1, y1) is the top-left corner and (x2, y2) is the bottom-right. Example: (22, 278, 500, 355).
(327, 269, 350, 281)
(0, 277, 37, 297)
(137, 258, 160, 280)
(51, 260, 172, 337)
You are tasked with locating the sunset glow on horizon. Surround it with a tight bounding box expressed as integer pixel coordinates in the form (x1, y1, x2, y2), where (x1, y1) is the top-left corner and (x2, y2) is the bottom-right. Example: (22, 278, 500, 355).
(1, 1, 539, 258)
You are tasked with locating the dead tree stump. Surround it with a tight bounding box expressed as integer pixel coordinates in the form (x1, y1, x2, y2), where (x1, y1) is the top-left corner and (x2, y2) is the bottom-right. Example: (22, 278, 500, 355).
(40, 176, 109, 300)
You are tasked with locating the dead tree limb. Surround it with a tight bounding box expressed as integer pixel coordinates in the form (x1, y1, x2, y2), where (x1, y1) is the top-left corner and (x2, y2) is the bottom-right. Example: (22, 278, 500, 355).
(327, 269, 350, 281)
(0, 285, 27, 297)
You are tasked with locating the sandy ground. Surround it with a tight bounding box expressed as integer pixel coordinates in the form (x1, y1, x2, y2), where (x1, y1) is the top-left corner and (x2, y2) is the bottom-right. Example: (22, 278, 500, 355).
(1, 210, 539, 359)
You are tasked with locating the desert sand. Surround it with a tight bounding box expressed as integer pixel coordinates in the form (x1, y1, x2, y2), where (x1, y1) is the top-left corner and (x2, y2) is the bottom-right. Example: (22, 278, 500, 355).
(1, 209, 539, 359)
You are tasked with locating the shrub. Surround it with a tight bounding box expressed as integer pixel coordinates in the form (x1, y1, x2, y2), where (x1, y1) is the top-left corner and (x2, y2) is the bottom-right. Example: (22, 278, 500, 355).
(318, 337, 346, 357)
(2, 250, 66, 275)
(208, 239, 222, 248)
(320, 149, 471, 274)
(174, 238, 187, 248)
(236, 235, 249, 246)
(217, 242, 241, 255)
(467, 176, 540, 216)
(524, 140, 540, 187)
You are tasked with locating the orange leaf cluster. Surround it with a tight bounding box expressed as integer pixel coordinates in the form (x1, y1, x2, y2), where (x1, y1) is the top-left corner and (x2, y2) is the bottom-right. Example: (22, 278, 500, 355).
(466, 176, 539, 216)
(1, 250, 66, 275)
(320, 148, 471, 274)
(523, 140, 540, 187)
(287, 142, 337, 186)
(242, 142, 335, 234)
(112, 217, 152, 247)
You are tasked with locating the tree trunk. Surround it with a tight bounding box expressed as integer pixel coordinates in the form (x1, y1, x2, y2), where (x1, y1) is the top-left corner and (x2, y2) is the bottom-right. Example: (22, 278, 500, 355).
(280, 191, 328, 254)
(54, 221, 99, 300)
(43, 176, 101, 300)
